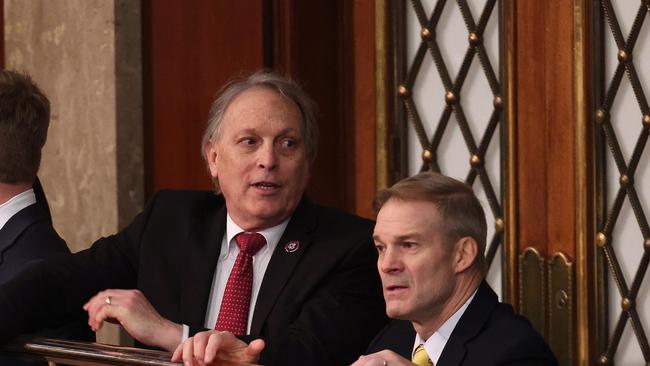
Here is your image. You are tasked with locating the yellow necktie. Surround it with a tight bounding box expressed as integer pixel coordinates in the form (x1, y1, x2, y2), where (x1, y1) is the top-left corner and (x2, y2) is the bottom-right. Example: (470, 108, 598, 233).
(412, 344, 433, 366)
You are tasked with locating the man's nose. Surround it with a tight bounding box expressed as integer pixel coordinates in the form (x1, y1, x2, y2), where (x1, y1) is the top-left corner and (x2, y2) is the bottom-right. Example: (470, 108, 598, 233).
(379, 247, 402, 273)
(257, 142, 278, 170)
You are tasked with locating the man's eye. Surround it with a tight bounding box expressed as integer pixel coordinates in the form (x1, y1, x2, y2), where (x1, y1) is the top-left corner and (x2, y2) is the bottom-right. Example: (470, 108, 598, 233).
(374, 244, 385, 253)
(401, 242, 416, 249)
(240, 137, 256, 146)
(281, 138, 296, 148)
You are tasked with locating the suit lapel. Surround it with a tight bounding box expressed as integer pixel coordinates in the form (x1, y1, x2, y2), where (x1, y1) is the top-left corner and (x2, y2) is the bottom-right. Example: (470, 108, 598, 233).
(249, 197, 317, 336)
(0, 204, 47, 265)
(180, 194, 227, 329)
(438, 281, 497, 366)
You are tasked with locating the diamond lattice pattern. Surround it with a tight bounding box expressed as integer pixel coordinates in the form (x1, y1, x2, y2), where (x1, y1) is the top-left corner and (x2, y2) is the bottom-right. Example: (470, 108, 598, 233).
(400, 0, 503, 277)
(596, 0, 650, 363)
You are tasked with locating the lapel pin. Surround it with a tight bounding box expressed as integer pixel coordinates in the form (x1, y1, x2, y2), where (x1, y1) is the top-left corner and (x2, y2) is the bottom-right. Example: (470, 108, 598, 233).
(284, 240, 300, 253)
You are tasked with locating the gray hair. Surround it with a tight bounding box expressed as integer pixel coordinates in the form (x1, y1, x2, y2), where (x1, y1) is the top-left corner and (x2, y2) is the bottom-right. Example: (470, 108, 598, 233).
(201, 70, 319, 163)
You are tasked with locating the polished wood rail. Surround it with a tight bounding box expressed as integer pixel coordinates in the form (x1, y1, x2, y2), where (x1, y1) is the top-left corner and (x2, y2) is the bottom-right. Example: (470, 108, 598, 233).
(4, 338, 178, 366)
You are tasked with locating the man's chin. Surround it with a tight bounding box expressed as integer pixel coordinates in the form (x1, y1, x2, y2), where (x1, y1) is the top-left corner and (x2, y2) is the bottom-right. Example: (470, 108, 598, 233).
(247, 208, 291, 227)
(385, 304, 411, 320)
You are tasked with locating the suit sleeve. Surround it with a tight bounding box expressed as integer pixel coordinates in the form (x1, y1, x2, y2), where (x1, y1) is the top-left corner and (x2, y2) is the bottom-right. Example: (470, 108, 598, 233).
(0, 193, 162, 344)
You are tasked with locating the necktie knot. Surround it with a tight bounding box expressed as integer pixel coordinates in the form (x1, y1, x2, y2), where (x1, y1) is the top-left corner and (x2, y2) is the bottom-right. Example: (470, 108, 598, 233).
(412, 344, 433, 366)
(235, 232, 266, 256)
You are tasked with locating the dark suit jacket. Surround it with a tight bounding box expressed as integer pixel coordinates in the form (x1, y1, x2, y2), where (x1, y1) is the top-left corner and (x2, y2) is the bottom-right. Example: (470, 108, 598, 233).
(367, 281, 558, 366)
(0, 193, 91, 364)
(0, 190, 387, 365)
(0, 203, 69, 285)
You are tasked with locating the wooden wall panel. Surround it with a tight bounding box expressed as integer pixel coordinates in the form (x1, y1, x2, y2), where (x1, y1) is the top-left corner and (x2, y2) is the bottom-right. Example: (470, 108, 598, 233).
(516, 0, 576, 259)
(514, 0, 591, 363)
(143, 0, 265, 195)
(347, 0, 377, 219)
(543, 0, 575, 259)
(516, 0, 548, 255)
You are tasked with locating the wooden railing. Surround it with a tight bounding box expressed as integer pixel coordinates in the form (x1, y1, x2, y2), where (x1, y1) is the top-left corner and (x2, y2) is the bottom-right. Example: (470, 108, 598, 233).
(2, 338, 179, 366)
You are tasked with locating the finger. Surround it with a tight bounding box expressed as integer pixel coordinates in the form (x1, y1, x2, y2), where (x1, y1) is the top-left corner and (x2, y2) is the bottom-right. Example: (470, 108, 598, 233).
(84, 290, 115, 320)
(172, 337, 187, 362)
(374, 349, 414, 365)
(85, 299, 107, 331)
(203, 332, 226, 364)
(171, 340, 184, 362)
(246, 339, 265, 358)
(90, 298, 123, 331)
(192, 332, 210, 362)
(83, 290, 107, 310)
(83, 292, 103, 315)
(181, 335, 196, 365)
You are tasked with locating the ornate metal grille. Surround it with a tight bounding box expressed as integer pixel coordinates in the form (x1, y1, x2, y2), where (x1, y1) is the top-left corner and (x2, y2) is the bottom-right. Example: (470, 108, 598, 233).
(395, 0, 504, 276)
(595, 0, 650, 363)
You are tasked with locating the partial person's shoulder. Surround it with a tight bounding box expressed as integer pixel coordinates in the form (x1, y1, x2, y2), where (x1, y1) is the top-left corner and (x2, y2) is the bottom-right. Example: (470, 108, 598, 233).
(4, 204, 68, 255)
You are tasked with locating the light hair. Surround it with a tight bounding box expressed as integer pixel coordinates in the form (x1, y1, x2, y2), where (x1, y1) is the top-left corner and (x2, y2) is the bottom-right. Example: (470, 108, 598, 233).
(201, 70, 318, 163)
(0, 70, 50, 183)
(374, 172, 488, 273)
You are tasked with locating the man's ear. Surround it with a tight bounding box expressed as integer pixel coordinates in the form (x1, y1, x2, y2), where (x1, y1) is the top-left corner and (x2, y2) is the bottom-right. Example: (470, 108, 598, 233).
(453, 237, 478, 273)
(205, 141, 219, 179)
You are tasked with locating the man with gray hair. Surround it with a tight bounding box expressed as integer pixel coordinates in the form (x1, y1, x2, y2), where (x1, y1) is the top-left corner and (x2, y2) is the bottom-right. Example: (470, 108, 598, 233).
(0, 71, 387, 365)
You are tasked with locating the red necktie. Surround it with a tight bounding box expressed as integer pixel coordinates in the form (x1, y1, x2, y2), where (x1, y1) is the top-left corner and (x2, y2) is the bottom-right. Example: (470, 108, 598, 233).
(215, 232, 266, 335)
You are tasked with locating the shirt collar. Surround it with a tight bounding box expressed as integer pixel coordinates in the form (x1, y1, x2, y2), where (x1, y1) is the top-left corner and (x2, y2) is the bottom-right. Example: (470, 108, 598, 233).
(225, 214, 290, 255)
(0, 189, 37, 231)
(412, 288, 478, 363)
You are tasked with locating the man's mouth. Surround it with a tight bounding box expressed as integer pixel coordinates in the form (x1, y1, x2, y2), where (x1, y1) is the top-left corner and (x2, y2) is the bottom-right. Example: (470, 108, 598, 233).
(252, 181, 281, 190)
(384, 285, 408, 295)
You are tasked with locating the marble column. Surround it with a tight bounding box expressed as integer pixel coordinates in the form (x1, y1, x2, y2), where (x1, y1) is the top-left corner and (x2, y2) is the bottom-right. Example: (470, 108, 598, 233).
(4, 0, 143, 345)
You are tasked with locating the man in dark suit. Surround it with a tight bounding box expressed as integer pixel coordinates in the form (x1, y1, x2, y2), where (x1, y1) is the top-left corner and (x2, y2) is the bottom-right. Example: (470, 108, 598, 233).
(351, 172, 557, 366)
(0, 70, 69, 285)
(0, 70, 92, 365)
(0, 71, 386, 365)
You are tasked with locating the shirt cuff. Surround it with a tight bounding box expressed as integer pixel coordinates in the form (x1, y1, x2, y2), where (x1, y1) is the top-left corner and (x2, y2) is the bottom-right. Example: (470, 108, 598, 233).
(182, 324, 190, 341)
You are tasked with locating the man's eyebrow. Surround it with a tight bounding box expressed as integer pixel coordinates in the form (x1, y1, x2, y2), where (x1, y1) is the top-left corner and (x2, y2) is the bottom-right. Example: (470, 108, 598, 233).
(372, 232, 422, 242)
(234, 128, 299, 136)
(277, 127, 299, 135)
(235, 128, 257, 135)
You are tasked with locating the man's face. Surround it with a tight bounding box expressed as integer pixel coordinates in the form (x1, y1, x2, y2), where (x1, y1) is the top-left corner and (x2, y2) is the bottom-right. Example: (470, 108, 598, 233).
(373, 198, 457, 324)
(205, 87, 310, 230)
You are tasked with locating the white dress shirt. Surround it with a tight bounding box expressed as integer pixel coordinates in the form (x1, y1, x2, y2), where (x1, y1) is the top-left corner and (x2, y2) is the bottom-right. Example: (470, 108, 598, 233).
(0, 189, 36, 231)
(182, 214, 290, 339)
(412, 290, 477, 364)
